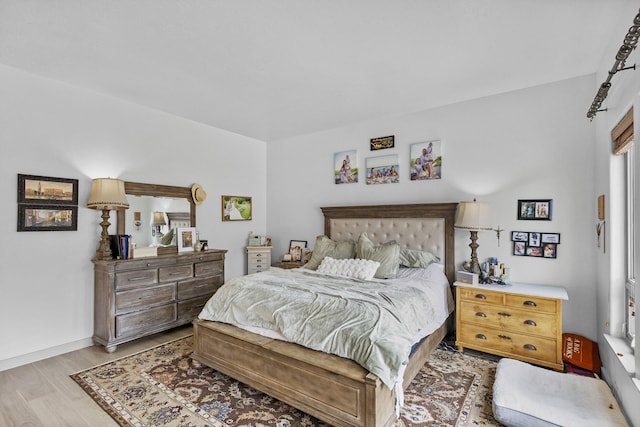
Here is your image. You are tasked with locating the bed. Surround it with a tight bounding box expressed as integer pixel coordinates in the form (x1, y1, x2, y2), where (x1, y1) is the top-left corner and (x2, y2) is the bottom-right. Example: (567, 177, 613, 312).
(192, 202, 457, 427)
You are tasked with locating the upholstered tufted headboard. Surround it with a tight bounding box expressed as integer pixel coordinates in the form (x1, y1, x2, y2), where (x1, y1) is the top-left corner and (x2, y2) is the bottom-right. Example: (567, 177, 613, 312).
(321, 203, 457, 283)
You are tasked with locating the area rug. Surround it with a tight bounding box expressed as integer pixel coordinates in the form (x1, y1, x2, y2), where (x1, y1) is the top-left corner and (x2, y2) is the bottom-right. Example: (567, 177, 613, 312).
(72, 336, 501, 426)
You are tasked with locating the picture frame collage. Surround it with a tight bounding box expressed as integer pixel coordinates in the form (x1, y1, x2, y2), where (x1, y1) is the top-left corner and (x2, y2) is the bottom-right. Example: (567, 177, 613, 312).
(511, 231, 560, 259)
(17, 174, 79, 232)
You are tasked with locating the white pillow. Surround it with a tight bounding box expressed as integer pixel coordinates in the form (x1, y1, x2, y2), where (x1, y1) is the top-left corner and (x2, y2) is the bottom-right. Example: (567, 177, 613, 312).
(317, 256, 380, 281)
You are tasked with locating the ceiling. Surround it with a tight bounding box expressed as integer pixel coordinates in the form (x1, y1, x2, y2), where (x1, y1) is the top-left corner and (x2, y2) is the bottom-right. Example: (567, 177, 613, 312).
(0, 1, 635, 141)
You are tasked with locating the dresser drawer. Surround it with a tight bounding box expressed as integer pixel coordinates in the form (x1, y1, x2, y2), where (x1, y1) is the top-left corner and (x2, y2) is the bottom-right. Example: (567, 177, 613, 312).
(115, 304, 176, 338)
(115, 269, 158, 290)
(159, 264, 193, 282)
(178, 295, 211, 322)
(459, 301, 557, 338)
(458, 323, 558, 363)
(178, 276, 223, 300)
(505, 294, 557, 313)
(457, 287, 504, 305)
(115, 283, 176, 314)
(195, 260, 224, 277)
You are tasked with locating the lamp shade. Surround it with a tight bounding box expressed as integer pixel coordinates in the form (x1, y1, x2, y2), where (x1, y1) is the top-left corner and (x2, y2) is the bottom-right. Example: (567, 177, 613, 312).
(151, 211, 167, 226)
(455, 200, 492, 231)
(86, 178, 129, 210)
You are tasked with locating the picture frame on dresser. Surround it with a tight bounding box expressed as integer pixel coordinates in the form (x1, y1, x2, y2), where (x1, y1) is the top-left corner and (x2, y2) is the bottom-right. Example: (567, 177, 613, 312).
(177, 227, 197, 252)
(289, 240, 307, 262)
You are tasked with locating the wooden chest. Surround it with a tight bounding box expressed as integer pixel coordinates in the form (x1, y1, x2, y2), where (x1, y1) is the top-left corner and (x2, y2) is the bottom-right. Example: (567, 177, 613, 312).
(455, 282, 568, 370)
(93, 249, 226, 352)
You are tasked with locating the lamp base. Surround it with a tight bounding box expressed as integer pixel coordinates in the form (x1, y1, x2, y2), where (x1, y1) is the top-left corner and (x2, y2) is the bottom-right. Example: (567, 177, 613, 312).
(465, 230, 482, 275)
(93, 209, 113, 261)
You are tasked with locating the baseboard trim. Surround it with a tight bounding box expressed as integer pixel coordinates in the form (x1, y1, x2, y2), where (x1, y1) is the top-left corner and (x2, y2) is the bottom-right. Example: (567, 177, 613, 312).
(0, 337, 94, 372)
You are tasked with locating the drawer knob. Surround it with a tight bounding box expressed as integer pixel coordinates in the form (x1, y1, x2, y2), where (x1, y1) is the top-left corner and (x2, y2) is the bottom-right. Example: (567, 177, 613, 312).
(498, 312, 512, 317)
(524, 319, 537, 326)
(475, 312, 487, 318)
(523, 300, 537, 307)
(498, 334, 512, 340)
(475, 294, 487, 300)
(524, 344, 537, 351)
(475, 334, 487, 340)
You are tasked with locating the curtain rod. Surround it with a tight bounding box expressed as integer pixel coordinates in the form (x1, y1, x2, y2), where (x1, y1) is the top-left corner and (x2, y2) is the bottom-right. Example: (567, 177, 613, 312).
(587, 9, 640, 120)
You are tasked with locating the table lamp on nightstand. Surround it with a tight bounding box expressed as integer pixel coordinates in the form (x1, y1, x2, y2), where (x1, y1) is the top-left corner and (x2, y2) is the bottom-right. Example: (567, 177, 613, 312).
(455, 199, 492, 275)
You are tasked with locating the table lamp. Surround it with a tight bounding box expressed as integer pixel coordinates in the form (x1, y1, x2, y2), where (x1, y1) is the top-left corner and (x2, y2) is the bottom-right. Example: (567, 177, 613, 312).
(455, 199, 492, 275)
(87, 178, 129, 260)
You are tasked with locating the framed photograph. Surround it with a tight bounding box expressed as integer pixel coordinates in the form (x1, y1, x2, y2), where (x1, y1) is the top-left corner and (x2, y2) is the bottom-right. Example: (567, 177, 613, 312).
(366, 155, 399, 185)
(541, 233, 561, 244)
(410, 140, 442, 180)
(221, 196, 252, 221)
(517, 199, 552, 220)
(543, 243, 558, 259)
(289, 240, 307, 262)
(511, 231, 528, 242)
(528, 232, 541, 247)
(17, 204, 78, 231)
(334, 150, 358, 184)
(177, 227, 197, 252)
(18, 174, 78, 205)
(370, 135, 394, 151)
(513, 241, 526, 256)
(526, 246, 543, 257)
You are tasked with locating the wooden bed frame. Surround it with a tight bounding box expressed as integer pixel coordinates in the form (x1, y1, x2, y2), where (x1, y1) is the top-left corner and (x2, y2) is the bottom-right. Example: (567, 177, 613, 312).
(192, 202, 458, 427)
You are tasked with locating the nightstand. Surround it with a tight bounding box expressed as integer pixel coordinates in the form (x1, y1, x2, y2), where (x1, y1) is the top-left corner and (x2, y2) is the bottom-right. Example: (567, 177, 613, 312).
(274, 261, 304, 269)
(246, 246, 272, 274)
(455, 281, 568, 371)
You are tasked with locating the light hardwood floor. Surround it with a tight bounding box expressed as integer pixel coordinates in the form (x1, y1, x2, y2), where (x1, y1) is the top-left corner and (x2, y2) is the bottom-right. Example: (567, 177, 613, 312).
(0, 325, 193, 427)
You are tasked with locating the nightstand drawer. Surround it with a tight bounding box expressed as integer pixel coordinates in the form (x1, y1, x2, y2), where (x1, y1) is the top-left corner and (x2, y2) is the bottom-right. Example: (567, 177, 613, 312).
(457, 287, 504, 305)
(505, 294, 557, 313)
(458, 323, 558, 363)
(459, 301, 557, 338)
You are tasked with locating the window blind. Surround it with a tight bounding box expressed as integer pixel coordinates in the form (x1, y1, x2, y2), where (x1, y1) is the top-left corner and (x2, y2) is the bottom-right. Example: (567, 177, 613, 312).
(612, 107, 634, 155)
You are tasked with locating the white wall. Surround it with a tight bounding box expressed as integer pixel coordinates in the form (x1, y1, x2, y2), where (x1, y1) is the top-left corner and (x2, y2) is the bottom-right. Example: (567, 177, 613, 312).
(268, 75, 596, 339)
(0, 64, 267, 367)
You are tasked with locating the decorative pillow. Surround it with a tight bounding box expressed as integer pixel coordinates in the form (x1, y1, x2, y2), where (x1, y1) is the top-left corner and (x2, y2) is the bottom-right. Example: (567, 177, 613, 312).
(159, 228, 176, 246)
(356, 232, 400, 279)
(317, 257, 380, 281)
(399, 248, 440, 268)
(305, 235, 356, 270)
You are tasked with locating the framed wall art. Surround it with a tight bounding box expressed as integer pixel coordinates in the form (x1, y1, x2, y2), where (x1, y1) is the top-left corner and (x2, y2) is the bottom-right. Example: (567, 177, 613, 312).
(177, 227, 197, 252)
(334, 150, 358, 184)
(17, 205, 78, 232)
(18, 174, 78, 205)
(370, 135, 394, 151)
(366, 155, 399, 185)
(222, 196, 252, 221)
(511, 231, 559, 259)
(409, 140, 441, 180)
(517, 199, 552, 220)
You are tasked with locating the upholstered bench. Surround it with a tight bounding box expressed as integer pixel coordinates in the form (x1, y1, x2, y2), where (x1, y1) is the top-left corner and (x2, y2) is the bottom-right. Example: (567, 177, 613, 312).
(492, 358, 628, 427)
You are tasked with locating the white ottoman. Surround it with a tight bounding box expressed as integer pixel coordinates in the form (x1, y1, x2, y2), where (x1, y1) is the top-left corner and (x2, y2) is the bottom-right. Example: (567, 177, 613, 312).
(492, 358, 628, 427)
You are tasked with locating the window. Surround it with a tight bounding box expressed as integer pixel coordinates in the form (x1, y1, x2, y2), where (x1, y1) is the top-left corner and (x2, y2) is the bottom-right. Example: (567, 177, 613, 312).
(613, 107, 635, 348)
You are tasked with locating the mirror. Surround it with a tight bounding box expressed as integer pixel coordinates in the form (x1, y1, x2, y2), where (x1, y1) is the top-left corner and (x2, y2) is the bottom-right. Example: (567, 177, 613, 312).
(116, 182, 196, 257)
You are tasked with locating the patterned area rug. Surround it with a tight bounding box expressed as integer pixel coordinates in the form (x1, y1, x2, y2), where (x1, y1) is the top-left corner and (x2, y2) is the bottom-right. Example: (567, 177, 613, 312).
(72, 336, 502, 426)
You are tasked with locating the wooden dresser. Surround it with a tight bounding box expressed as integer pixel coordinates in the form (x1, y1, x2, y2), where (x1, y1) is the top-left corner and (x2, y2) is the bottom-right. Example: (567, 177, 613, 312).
(246, 246, 271, 274)
(455, 281, 568, 370)
(93, 249, 226, 352)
